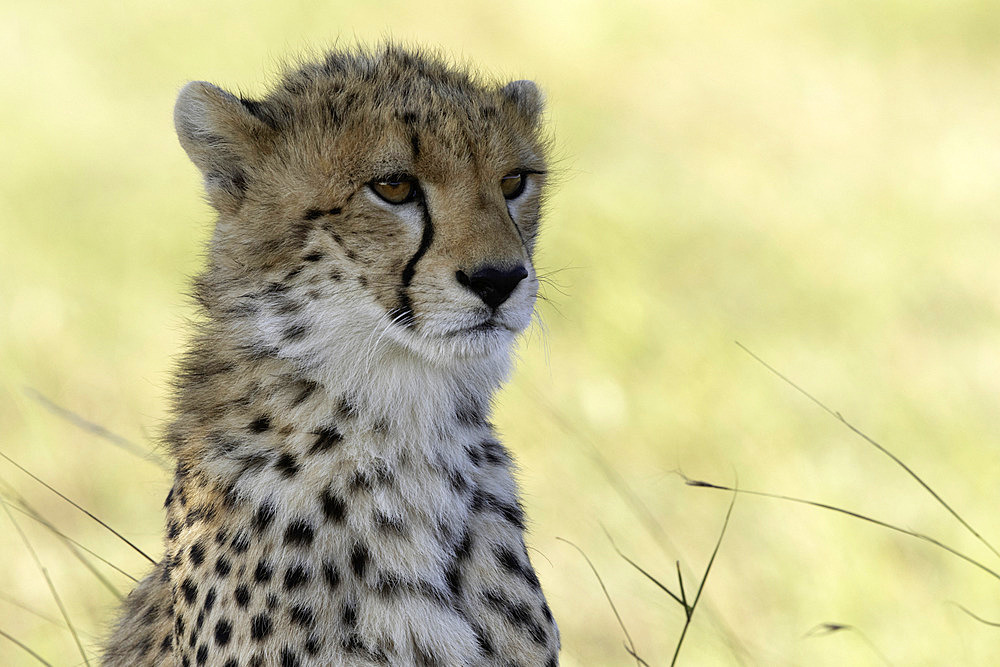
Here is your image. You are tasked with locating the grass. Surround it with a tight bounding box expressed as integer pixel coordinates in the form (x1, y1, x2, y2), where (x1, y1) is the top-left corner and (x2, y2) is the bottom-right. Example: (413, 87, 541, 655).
(3, 1, 1000, 664)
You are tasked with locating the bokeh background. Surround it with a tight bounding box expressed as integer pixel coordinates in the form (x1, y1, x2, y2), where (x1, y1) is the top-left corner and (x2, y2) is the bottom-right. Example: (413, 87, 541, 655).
(2, 1, 999, 664)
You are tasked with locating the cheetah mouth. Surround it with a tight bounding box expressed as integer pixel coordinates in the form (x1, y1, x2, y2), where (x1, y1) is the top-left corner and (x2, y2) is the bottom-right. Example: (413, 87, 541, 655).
(441, 318, 519, 338)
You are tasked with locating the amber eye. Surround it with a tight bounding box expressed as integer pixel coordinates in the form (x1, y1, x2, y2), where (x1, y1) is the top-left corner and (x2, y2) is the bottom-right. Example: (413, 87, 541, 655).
(500, 172, 526, 200)
(370, 176, 418, 204)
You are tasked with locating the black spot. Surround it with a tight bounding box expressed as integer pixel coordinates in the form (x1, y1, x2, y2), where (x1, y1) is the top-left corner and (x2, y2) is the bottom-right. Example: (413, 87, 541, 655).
(415, 643, 442, 667)
(235, 453, 269, 479)
(471, 490, 525, 529)
(481, 440, 508, 465)
(275, 452, 299, 478)
(337, 395, 359, 419)
(323, 560, 341, 591)
(542, 602, 554, 622)
(254, 502, 276, 532)
(284, 520, 315, 546)
(311, 425, 342, 454)
(204, 587, 216, 612)
(282, 323, 308, 341)
(214, 619, 232, 646)
(495, 546, 521, 574)
(455, 530, 473, 560)
(546, 657, 557, 667)
(350, 544, 369, 578)
(349, 471, 371, 491)
(374, 512, 406, 535)
(231, 532, 250, 553)
(320, 489, 346, 522)
(141, 603, 159, 625)
(473, 624, 495, 656)
(373, 571, 404, 597)
(289, 605, 314, 627)
(160, 634, 172, 653)
(196, 644, 208, 665)
(349, 461, 394, 491)
(465, 443, 482, 465)
(250, 613, 272, 641)
(292, 380, 318, 405)
(283, 266, 304, 282)
(254, 560, 273, 583)
(168, 520, 181, 540)
(214, 528, 228, 545)
(164, 486, 175, 507)
(223, 660, 238, 667)
(447, 468, 470, 494)
(455, 399, 486, 426)
(341, 601, 357, 627)
(181, 578, 198, 605)
(445, 562, 462, 598)
(284, 564, 309, 590)
(280, 647, 301, 667)
(500, 501, 526, 529)
(305, 636, 321, 655)
(249, 415, 270, 433)
(215, 557, 231, 578)
(304, 251, 324, 262)
(234, 585, 251, 608)
(484, 590, 547, 645)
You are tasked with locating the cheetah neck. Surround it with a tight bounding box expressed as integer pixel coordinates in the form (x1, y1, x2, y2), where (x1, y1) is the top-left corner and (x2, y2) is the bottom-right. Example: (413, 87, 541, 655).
(158, 333, 557, 665)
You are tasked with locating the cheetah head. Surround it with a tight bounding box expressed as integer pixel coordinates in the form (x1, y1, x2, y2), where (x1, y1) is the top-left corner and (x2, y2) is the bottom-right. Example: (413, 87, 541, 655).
(173, 47, 549, 379)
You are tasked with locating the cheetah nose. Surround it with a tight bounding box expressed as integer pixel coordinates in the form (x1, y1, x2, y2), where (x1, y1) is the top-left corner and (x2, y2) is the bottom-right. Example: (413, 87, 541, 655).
(456, 264, 528, 309)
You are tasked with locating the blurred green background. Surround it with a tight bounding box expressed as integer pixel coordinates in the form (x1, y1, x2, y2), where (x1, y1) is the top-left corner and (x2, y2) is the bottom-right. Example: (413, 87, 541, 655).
(2, 0, 999, 664)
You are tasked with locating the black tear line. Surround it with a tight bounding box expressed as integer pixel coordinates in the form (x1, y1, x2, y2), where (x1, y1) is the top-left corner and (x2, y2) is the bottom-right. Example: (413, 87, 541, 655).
(396, 200, 435, 328)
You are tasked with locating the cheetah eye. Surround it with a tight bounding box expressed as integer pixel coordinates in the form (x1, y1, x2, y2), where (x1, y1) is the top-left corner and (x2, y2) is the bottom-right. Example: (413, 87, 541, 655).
(369, 175, 419, 205)
(500, 172, 527, 200)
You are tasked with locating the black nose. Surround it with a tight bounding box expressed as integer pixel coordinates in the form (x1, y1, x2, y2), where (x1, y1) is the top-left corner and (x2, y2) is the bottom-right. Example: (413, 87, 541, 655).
(456, 264, 528, 309)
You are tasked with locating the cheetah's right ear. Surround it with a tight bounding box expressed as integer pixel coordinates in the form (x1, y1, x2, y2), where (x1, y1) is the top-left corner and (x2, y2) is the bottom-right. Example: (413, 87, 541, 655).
(174, 81, 276, 212)
(501, 79, 545, 126)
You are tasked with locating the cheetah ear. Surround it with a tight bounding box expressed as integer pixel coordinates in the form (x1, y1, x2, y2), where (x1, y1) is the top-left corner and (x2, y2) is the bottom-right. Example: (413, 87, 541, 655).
(174, 81, 275, 212)
(501, 79, 545, 125)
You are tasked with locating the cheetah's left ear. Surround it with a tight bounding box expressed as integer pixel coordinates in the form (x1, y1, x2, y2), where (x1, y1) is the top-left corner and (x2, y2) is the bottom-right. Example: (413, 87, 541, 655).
(501, 79, 545, 125)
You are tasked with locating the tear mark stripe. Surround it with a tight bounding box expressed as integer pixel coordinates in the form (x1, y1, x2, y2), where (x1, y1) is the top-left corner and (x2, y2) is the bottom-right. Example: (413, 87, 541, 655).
(395, 199, 435, 328)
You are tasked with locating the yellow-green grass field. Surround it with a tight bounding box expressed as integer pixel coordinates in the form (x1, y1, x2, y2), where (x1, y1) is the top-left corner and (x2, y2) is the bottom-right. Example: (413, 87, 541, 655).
(2, 1, 999, 664)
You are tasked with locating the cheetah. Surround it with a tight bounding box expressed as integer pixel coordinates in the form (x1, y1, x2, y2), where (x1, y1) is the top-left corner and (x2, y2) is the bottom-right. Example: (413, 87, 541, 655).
(101, 46, 559, 666)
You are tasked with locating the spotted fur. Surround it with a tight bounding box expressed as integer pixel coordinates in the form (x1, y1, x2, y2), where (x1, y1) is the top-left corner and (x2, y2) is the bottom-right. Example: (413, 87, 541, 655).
(102, 45, 557, 666)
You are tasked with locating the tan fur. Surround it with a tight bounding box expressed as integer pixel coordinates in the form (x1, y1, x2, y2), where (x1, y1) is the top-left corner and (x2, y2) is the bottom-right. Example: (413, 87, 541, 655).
(102, 45, 558, 666)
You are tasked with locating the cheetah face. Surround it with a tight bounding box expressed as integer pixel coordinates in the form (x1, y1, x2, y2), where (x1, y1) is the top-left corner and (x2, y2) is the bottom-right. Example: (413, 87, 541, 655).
(173, 49, 549, 370)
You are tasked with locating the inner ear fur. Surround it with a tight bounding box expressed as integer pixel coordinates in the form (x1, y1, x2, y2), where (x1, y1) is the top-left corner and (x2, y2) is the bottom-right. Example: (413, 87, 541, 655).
(174, 81, 276, 211)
